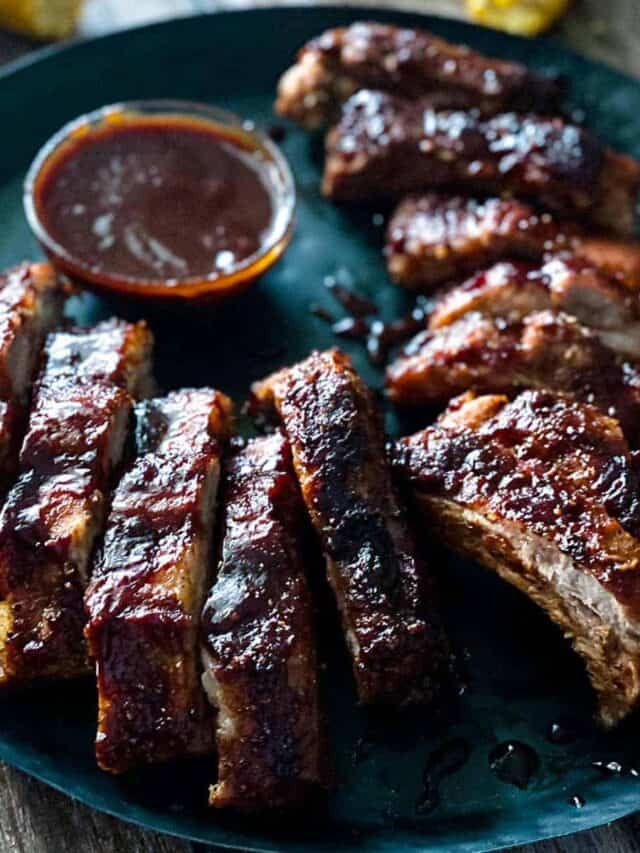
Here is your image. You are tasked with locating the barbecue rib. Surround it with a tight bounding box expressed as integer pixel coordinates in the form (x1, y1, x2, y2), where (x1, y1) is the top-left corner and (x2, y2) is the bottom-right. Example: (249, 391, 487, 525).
(276, 22, 562, 130)
(0, 263, 65, 489)
(428, 259, 640, 359)
(0, 319, 154, 686)
(386, 309, 640, 439)
(386, 195, 640, 289)
(393, 389, 640, 727)
(201, 433, 327, 810)
(250, 349, 448, 706)
(323, 91, 640, 234)
(85, 388, 233, 774)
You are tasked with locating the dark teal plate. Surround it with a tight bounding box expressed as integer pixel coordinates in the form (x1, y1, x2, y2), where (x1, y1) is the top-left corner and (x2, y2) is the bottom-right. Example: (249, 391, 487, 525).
(1, 7, 640, 851)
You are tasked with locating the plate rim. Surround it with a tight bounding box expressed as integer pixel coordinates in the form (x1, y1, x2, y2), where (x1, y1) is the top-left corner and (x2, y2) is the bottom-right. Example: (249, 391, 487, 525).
(0, 5, 639, 851)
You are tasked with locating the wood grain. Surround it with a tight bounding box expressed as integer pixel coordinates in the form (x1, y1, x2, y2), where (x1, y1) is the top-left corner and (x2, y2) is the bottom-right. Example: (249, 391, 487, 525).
(0, 1, 639, 851)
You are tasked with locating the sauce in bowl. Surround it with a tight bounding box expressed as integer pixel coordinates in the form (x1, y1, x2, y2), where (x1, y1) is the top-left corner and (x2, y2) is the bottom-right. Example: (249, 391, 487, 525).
(25, 102, 295, 300)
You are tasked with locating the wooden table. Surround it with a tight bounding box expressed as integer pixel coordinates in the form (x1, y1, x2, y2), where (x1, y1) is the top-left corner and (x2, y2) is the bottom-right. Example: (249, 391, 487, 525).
(0, 1, 639, 851)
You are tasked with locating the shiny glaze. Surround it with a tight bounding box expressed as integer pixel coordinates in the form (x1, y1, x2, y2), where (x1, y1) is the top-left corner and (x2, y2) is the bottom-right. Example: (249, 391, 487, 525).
(393, 390, 640, 610)
(386, 194, 640, 290)
(0, 263, 65, 487)
(0, 318, 153, 684)
(85, 388, 233, 773)
(276, 22, 561, 129)
(323, 91, 640, 233)
(34, 116, 275, 283)
(201, 432, 327, 809)
(428, 257, 640, 359)
(387, 309, 640, 440)
(250, 349, 449, 706)
(311, 23, 561, 112)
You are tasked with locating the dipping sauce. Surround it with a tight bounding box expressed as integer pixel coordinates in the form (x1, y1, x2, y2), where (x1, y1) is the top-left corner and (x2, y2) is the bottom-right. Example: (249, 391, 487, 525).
(26, 103, 294, 299)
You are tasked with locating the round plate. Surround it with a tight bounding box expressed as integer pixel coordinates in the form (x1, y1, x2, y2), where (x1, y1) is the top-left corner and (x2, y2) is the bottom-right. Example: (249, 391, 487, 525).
(1, 7, 640, 852)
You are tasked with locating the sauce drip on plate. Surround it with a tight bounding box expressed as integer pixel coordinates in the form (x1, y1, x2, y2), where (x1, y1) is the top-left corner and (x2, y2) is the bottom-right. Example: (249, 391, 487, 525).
(33, 116, 275, 282)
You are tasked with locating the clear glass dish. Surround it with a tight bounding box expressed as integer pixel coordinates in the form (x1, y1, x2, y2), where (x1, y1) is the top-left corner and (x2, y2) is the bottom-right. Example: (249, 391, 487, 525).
(24, 100, 296, 301)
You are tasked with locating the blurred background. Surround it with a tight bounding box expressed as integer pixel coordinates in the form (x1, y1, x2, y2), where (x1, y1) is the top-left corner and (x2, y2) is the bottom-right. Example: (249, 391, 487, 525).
(0, 1, 636, 77)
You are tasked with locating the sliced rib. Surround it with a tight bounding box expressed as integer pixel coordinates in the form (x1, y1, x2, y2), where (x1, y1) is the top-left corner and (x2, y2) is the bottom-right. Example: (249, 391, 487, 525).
(386, 309, 640, 439)
(323, 91, 640, 234)
(249, 349, 448, 706)
(0, 263, 65, 488)
(386, 194, 640, 289)
(393, 390, 640, 726)
(85, 388, 233, 773)
(0, 319, 154, 686)
(276, 22, 561, 129)
(201, 432, 327, 810)
(429, 259, 640, 359)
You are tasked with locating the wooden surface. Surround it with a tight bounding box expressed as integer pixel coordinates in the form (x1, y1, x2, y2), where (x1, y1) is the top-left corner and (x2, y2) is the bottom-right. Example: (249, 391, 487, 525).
(0, 0, 639, 851)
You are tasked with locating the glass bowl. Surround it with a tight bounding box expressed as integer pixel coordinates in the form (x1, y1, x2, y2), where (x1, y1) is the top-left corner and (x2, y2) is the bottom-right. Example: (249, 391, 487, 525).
(24, 100, 296, 301)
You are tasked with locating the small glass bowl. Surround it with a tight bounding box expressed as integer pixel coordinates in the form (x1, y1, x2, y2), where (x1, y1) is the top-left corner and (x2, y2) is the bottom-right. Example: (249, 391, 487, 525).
(23, 100, 296, 302)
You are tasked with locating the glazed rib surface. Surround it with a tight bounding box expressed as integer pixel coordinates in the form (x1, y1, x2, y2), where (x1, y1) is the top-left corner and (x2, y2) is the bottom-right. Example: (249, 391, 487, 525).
(393, 390, 640, 726)
(428, 258, 640, 359)
(323, 91, 640, 234)
(386, 195, 640, 289)
(250, 349, 447, 706)
(386, 309, 640, 439)
(0, 263, 65, 488)
(201, 432, 327, 810)
(0, 319, 154, 686)
(85, 388, 233, 773)
(276, 22, 561, 129)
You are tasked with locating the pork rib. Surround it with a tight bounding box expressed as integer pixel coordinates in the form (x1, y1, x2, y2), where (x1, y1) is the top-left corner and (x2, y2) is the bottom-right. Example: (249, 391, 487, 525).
(85, 388, 233, 773)
(0, 319, 154, 686)
(201, 432, 328, 810)
(276, 22, 561, 129)
(386, 309, 640, 441)
(386, 194, 640, 289)
(0, 263, 65, 489)
(250, 349, 448, 706)
(323, 91, 640, 234)
(393, 390, 640, 726)
(429, 258, 640, 359)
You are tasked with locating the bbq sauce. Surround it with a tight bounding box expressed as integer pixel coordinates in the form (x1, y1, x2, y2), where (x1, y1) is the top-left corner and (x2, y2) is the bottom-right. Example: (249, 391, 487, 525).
(33, 114, 279, 287)
(489, 741, 540, 790)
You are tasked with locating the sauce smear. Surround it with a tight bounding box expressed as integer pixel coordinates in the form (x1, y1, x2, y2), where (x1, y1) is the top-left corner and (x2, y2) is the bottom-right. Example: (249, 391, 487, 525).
(34, 116, 275, 282)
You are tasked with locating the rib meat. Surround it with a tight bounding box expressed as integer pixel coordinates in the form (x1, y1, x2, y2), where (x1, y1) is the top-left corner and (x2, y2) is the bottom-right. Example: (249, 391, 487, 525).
(0, 263, 65, 488)
(386, 309, 640, 440)
(0, 319, 154, 686)
(276, 22, 561, 129)
(85, 388, 233, 773)
(393, 390, 640, 726)
(201, 432, 327, 810)
(249, 349, 448, 707)
(429, 259, 640, 359)
(323, 91, 640, 234)
(385, 194, 640, 289)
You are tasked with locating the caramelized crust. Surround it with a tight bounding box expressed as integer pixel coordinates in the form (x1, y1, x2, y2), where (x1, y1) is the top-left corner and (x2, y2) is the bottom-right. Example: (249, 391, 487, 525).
(250, 349, 448, 706)
(386, 195, 640, 289)
(387, 309, 640, 439)
(0, 263, 65, 488)
(393, 391, 640, 726)
(201, 433, 327, 810)
(429, 259, 640, 359)
(85, 388, 233, 774)
(276, 22, 561, 129)
(323, 92, 640, 234)
(0, 319, 154, 686)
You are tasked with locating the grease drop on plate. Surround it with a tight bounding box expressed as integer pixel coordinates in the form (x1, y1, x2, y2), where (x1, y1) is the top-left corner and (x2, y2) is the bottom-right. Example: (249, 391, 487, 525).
(489, 741, 540, 790)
